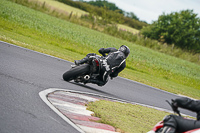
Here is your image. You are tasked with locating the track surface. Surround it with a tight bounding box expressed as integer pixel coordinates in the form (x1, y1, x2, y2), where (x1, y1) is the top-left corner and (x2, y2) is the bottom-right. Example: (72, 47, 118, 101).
(0, 41, 195, 133)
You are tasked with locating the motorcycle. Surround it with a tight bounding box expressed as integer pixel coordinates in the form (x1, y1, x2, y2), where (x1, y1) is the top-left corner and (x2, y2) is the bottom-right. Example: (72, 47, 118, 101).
(63, 55, 103, 84)
(147, 100, 200, 133)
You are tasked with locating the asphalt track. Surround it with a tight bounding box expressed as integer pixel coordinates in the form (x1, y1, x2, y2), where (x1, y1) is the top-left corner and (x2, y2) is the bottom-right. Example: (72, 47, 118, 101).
(0, 41, 196, 133)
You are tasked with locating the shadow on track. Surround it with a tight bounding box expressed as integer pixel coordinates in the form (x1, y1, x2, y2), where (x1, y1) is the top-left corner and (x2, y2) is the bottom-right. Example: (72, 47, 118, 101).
(68, 81, 120, 98)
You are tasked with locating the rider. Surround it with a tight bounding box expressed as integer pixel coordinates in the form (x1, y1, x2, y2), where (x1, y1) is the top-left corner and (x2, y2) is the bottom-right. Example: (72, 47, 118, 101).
(74, 45, 130, 86)
(161, 97, 200, 133)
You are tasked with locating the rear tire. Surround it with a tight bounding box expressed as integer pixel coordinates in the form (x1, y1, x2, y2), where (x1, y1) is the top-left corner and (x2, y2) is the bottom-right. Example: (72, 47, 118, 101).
(63, 64, 90, 81)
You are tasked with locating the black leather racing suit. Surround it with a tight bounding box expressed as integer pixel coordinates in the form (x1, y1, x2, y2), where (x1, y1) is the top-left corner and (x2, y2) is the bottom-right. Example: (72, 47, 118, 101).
(88, 47, 126, 86)
(163, 97, 200, 133)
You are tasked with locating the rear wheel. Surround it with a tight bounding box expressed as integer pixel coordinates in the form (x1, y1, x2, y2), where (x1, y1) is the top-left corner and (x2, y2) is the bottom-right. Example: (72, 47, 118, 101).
(63, 64, 90, 81)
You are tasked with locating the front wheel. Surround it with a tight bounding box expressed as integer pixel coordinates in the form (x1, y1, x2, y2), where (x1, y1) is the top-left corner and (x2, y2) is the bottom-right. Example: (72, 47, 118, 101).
(63, 64, 90, 81)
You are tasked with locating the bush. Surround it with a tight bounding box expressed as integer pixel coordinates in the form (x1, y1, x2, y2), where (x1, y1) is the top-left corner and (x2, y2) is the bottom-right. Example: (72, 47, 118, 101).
(141, 10, 200, 53)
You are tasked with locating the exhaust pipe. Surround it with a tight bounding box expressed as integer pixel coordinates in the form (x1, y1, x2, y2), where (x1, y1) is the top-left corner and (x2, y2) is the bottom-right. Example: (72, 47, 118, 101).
(84, 75, 90, 80)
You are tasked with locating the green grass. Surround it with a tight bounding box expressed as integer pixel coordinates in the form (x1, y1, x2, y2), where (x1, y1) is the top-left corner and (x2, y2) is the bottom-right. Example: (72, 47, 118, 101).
(117, 24, 139, 34)
(1, 0, 200, 99)
(87, 100, 171, 133)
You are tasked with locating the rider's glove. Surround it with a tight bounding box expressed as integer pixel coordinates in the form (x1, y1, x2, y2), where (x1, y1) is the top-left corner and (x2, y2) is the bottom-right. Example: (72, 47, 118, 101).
(98, 48, 104, 53)
(171, 99, 179, 113)
(197, 111, 200, 120)
(98, 48, 106, 57)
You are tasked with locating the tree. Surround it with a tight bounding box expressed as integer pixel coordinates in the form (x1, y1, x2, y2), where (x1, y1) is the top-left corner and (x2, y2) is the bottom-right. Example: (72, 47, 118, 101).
(125, 12, 139, 20)
(86, 0, 123, 14)
(141, 10, 200, 53)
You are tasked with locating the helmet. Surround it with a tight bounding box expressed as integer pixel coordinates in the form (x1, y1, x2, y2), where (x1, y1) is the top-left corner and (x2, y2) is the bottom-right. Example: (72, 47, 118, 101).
(118, 45, 130, 58)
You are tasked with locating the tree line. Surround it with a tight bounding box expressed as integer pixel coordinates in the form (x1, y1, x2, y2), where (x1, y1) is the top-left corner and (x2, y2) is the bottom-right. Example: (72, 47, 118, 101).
(57, 0, 148, 29)
(85, 0, 139, 20)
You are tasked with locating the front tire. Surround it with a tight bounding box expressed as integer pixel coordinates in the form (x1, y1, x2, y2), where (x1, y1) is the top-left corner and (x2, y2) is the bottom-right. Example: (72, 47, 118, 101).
(63, 64, 90, 81)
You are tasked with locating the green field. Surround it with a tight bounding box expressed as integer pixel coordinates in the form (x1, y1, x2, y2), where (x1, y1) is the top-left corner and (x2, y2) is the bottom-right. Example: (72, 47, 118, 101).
(0, 0, 199, 132)
(33, 0, 88, 17)
(117, 24, 139, 34)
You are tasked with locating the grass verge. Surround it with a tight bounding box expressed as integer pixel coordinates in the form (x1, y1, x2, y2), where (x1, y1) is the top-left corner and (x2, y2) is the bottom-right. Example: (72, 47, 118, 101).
(87, 100, 171, 133)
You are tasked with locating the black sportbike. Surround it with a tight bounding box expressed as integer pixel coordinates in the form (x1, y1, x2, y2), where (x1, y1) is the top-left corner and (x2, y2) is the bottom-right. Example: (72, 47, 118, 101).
(63, 55, 103, 84)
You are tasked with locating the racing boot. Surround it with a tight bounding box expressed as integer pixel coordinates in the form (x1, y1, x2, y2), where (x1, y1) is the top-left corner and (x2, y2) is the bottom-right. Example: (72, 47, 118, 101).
(74, 57, 88, 65)
(86, 79, 105, 86)
(161, 126, 176, 133)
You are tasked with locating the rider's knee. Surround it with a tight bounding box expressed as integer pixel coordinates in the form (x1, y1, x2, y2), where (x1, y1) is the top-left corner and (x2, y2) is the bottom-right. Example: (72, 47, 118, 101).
(163, 115, 177, 128)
